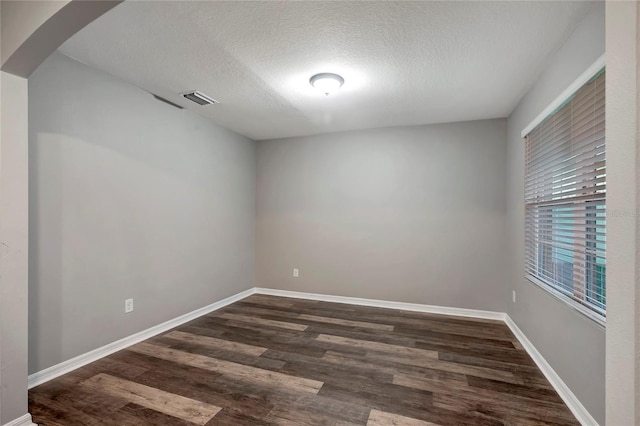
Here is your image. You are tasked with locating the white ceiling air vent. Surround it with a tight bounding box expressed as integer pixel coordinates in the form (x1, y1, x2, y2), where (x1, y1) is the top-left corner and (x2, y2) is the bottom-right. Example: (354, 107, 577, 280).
(182, 90, 218, 106)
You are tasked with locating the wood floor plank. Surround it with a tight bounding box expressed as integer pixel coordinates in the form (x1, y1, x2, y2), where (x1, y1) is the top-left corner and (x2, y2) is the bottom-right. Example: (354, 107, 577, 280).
(127, 361, 276, 418)
(164, 330, 268, 356)
(367, 409, 441, 426)
(159, 339, 286, 371)
(128, 342, 324, 394)
(297, 313, 395, 331)
(205, 408, 271, 426)
(241, 294, 296, 308)
(394, 326, 516, 349)
(312, 311, 513, 341)
(365, 351, 519, 383)
(186, 319, 301, 342)
(214, 312, 309, 331)
(118, 403, 196, 426)
(30, 294, 579, 426)
(226, 304, 302, 319)
(264, 348, 394, 385)
(437, 350, 541, 373)
(281, 302, 508, 329)
(318, 382, 434, 423)
(395, 374, 578, 424)
(302, 314, 514, 349)
(30, 390, 121, 426)
(466, 375, 564, 404)
(416, 339, 536, 366)
(225, 308, 389, 337)
(181, 323, 330, 358)
(109, 348, 224, 383)
(79, 373, 221, 425)
(28, 399, 100, 426)
(315, 334, 439, 359)
(309, 323, 416, 347)
(327, 348, 518, 387)
(433, 396, 579, 426)
(264, 393, 370, 425)
(322, 351, 468, 385)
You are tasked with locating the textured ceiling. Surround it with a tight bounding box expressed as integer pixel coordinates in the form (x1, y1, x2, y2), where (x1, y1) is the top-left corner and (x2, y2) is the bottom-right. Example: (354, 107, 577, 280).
(59, 1, 594, 140)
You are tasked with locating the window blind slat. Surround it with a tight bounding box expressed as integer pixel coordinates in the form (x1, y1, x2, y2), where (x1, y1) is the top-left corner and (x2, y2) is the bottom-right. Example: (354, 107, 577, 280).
(525, 156, 605, 192)
(526, 102, 603, 153)
(525, 176, 606, 202)
(526, 126, 604, 169)
(526, 115, 604, 163)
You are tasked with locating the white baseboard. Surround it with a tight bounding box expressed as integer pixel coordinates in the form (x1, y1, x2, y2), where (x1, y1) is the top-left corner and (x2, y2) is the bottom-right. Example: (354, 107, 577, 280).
(3, 413, 36, 426)
(504, 315, 598, 426)
(254, 287, 506, 321)
(27, 288, 255, 389)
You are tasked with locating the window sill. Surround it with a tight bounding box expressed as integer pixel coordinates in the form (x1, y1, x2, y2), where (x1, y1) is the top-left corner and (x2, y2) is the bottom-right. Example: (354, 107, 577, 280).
(524, 275, 606, 330)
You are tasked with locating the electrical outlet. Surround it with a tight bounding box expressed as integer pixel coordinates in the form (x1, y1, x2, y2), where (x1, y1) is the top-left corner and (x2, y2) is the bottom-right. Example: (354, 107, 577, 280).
(293, 268, 299, 278)
(125, 298, 134, 313)
(512, 291, 516, 304)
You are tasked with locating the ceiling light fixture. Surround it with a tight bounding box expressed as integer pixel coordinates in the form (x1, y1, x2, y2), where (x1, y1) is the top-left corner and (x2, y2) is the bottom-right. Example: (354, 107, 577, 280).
(309, 73, 344, 96)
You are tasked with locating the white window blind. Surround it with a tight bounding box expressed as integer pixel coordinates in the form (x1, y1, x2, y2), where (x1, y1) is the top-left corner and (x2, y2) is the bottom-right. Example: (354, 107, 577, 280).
(524, 69, 605, 320)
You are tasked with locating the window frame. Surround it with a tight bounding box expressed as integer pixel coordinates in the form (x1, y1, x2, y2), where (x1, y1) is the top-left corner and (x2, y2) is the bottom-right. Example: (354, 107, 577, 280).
(521, 55, 606, 327)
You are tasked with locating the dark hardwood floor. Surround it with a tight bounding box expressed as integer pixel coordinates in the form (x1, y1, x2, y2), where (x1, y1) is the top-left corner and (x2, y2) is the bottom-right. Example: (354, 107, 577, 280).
(29, 294, 579, 425)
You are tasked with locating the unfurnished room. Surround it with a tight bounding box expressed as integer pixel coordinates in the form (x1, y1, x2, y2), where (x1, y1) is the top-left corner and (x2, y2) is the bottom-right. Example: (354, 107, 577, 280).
(1, 1, 639, 425)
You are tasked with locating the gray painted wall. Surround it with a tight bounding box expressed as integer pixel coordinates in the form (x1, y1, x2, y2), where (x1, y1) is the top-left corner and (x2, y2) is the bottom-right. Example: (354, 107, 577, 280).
(256, 120, 508, 312)
(28, 52, 256, 373)
(605, 2, 640, 423)
(505, 3, 605, 424)
(0, 70, 30, 425)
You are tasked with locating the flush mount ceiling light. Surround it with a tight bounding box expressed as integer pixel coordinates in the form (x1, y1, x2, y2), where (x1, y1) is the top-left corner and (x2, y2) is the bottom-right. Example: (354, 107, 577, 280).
(309, 73, 344, 96)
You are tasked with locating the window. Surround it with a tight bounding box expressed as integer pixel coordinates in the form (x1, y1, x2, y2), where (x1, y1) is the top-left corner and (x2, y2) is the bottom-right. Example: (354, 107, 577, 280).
(524, 68, 605, 321)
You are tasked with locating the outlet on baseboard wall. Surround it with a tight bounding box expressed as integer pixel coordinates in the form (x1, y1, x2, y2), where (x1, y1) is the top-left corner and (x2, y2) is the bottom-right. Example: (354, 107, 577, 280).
(512, 290, 516, 304)
(125, 298, 134, 313)
(293, 268, 299, 278)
